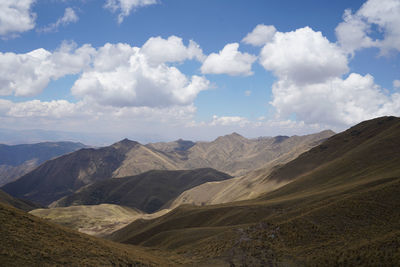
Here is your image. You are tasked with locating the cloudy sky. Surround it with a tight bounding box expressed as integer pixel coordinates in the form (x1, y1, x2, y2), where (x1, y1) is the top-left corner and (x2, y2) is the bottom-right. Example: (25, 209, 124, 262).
(0, 0, 400, 144)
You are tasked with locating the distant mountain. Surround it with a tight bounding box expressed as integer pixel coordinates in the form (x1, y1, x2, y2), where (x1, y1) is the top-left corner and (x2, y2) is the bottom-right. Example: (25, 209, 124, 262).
(2, 140, 138, 206)
(108, 116, 400, 266)
(118, 130, 335, 177)
(52, 168, 232, 213)
(0, 141, 87, 186)
(2, 131, 333, 206)
(169, 130, 336, 208)
(0, 202, 183, 266)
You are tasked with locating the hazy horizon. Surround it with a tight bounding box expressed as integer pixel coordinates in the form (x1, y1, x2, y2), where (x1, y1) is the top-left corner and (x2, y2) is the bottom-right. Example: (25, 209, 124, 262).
(1, 0, 399, 144)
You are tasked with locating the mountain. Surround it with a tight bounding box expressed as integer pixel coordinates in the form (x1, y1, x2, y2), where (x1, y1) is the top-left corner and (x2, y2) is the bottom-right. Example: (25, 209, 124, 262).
(0, 141, 87, 186)
(0, 202, 184, 266)
(169, 130, 336, 208)
(52, 168, 232, 213)
(142, 130, 335, 177)
(109, 116, 400, 266)
(0, 189, 41, 211)
(1, 139, 139, 206)
(29, 204, 168, 237)
(2, 131, 333, 206)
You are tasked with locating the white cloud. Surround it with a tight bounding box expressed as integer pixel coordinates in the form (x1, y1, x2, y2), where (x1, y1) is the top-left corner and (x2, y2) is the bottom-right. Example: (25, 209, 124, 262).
(242, 24, 276, 46)
(210, 115, 249, 127)
(141, 36, 205, 65)
(0, 36, 208, 106)
(104, 0, 158, 23)
(0, 42, 95, 97)
(271, 72, 400, 127)
(258, 26, 400, 128)
(7, 99, 80, 118)
(201, 43, 257, 76)
(0, 98, 201, 143)
(0, 0, 36, 37)
(260, 27, 348, 85)
(72, 42, 209, 108)
(244, 90, 251, 96)
(39, 7, 78, 33)
(336, 0, 400, 55)
(394, 79, 400, 88)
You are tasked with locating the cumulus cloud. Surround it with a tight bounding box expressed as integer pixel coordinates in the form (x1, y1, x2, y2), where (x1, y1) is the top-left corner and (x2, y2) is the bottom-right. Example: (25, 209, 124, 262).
(0, 0, 36, 37)
(257, 26, 400, 128)
(0, 98, 201, 143)
(210, 115, 249, 127)
(0, 42, 95, 96)
(141, 36, 205, 65)
(104, 0, 158, 23)
(271, 73, 400, 127)
(242, 24, 276, 46)
(72, 42, 209, 107)
(336, 0, 400, 55)
(0, 36, 209, 107)
(39, 7, 78, 33)
(201, 43, 257, 76)
(394, 80, 400, 88)
(7, 99, 80, 118)
(260, 27, 348, 85)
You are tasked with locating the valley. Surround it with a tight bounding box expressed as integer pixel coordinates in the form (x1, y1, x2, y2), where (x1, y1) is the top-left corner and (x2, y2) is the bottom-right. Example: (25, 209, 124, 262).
(1, 116, 400, 266)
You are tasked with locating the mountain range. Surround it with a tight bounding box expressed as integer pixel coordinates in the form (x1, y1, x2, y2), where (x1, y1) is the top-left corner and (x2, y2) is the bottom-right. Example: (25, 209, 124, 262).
(0, 141, 87, 186)
(107, 116, 400, 265)
(2, 131, 333, 206)
(2, 116, 400, 265)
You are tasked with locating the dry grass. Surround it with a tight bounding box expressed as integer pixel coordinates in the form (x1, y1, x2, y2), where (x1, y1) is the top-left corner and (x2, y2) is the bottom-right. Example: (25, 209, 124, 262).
(0, 202, 188, 266)
(109, 116, 400, 266)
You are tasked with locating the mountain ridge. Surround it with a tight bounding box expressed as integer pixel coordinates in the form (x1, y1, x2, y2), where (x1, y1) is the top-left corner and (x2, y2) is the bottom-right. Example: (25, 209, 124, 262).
(2, 130, 333, 206)
(108, 116, 400, 266)
(0, 141, 87, 186)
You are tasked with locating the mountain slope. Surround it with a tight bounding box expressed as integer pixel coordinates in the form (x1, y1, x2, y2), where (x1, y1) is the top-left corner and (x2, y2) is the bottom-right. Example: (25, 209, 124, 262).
(1, 139, 139, 206)
(169, 130, 335, 208)
(0, 141, 86, 186)
(2, 131, 333, 206)
(0, 189, 41, 211)
(52, 168, 232, 213)
(109, 116, 400, 266)
(0, 202, 185, 266)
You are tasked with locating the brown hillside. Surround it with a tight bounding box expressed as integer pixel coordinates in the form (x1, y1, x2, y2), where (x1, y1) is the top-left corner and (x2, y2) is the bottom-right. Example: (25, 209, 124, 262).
(109, 116, 400, 266)
(0, 202, 186, 266)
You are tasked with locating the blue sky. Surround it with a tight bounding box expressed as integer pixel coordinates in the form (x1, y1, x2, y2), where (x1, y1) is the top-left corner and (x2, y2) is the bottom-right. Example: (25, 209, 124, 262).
(0, 0, 399, 144)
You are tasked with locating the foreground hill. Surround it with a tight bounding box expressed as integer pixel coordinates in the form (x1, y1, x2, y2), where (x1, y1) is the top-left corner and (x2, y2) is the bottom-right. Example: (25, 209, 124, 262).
(0, 141, 86, 186)
(2, 131, 332, 206)
(0, 189, 41, 211)
(109, 116, 400, 266)
(52, 168, 232, 213)
(0, 202, 185, 266)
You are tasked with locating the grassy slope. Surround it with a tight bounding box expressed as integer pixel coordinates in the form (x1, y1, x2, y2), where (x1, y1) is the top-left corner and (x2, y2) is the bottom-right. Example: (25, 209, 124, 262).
(53, 168, 232, 213)
(30, 204, 147, 237)
(0, 189, 41, 211)
(1, 140, 138, 206)
(110, 116, 400, 266)
(0, 202, 187, 266)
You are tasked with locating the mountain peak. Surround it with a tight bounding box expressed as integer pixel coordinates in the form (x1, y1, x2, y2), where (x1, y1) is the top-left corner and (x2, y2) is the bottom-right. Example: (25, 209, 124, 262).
(214, 132, 246, 143)
(112, 138, 139, 151)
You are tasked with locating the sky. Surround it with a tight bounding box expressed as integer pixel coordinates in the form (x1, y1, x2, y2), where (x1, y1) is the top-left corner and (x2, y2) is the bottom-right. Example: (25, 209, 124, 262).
(0, 0, 400, 145)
